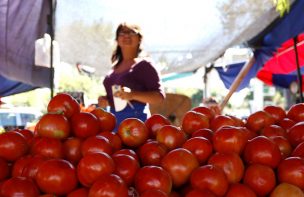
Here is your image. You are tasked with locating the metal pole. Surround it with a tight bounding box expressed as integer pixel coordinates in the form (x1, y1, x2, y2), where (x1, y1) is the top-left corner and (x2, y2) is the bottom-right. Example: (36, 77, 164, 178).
(293, 36, 303, 102)
(49, 0, 54, 98)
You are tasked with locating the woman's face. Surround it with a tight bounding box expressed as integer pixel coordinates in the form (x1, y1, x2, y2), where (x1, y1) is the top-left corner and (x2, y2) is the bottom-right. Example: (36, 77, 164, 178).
(117, 27, 141, 49)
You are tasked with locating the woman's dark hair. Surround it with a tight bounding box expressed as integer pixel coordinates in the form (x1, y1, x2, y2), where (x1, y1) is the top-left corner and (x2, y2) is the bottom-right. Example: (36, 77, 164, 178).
(111, 22, 143, 67)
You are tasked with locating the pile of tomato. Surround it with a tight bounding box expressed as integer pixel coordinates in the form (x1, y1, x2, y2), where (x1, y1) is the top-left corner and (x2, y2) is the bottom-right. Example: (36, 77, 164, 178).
(1, 93, 304, 196)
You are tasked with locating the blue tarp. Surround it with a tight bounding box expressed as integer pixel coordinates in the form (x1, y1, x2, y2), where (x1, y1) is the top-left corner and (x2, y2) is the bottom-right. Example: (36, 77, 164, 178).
(215, 0, 304, 91)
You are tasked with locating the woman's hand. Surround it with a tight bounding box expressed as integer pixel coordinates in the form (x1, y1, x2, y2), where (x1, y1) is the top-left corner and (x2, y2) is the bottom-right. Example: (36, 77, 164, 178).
(98, 96, 109, 108)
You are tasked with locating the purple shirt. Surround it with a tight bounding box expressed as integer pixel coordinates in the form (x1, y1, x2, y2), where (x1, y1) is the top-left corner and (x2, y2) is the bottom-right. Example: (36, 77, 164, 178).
(103, 59, 165, 108)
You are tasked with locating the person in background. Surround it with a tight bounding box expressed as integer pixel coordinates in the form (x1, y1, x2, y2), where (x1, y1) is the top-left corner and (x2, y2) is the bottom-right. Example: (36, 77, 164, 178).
(98, 22, 165, 130)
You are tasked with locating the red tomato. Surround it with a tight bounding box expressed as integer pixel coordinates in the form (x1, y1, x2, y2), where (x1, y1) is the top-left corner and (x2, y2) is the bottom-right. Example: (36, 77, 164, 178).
(30, 137, 64, 159)
(185, 188, 217, 197)
(225, 183, 257, 197)
(137, 140, 168, 166)
(241, 127, 258, 141)
(208, 152, 244, 184)
(292, 141, 304, 157)
(182, 137, 213, 164)
(264, 105, 286, 123)
(35, 159, 78, 195)
(270, 182, 304, 197)
(287, 103, 304, 122)
(243, 164, 276, 196)
(191, 106, 216, 120)
(156, 125, 187, 150)
(140, 189, 169, 197)
(145, 114, 171, 138)
(0, 176, 40, 197)
(63, 137, 83, 165)
(210, 115, 236, 132)
(0, 158, 9, 181)
(35, 113, 70, 139)
(212, 126, 247, 155)
(113, 148, 139, 162)
(277, 157, 304, 189)
(0, 131, 29, 161)
(21, 155, 47, 180)
(191, 128, 213, 141)
(67, 187, 89, 197)
(118, 118, 149, 148)
(181, 111, 209, 135)
(134, 166, 172, 194)
(88, 173, 129, 197)
(260, 124, 287, 138)
(287, 121, 304, 147)
(77, 152, 115, 187)
(243, 136, 282, 168)
(98, 131, 122, 151)
(11, 155, 32, 177)
(70, 112, 100, 138)
(13, 128, 34, 144)
(91, 107, 116, 132)
(190, 164, 229, 196)
(47, 93, 80, 118)
(269, 136, 292, 159)
(112, 154, 140, 186)
(228, 115, 246, 127)
(278, 117, 296, 131)
(81, 135, 113, 156)
(161, 148, 199, 187)
(245, 110, 275, 132)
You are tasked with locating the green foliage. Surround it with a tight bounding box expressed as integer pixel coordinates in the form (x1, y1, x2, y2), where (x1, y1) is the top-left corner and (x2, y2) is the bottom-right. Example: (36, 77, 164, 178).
(273, 0, 290, 16)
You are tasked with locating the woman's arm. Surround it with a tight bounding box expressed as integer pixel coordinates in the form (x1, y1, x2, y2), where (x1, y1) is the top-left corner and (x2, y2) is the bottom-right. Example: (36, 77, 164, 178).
(115, 90, 164, 105)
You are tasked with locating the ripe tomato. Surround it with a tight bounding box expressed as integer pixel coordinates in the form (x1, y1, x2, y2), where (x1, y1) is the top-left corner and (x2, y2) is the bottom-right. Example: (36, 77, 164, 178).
(81, 135, 113, 156)
(145, 114, 171, 138)
(21, 155, 47, 180)
(88, 174, 129, 197)
(212, 126, 247, 155)
(47, 93, 80, 118)
(245, 110, 275, 132)
(277, 157, 304, 189)
(228, 115, 245, 127)
(269, 136, 292, 159)
(118, 118, 149, 148)
(191, 106, 216, 120)
(0, 131, 29, 161)
(134, 165, 172, 194)
(11, 155, 32, 177)
(190, 164, 229, 196)
(63, 137, 83, 165)
(161, 148, 199, 187)
(112, 153, 140, 186)
(91, 107, 116, 132)
(263, 105, 286, 123)
(156, 125, 187, 150)
(181, 111, 209, 135)
(0, 176, 40, 197)
(67, 187, 89, 197)
(287, 121, 304, 147)
(35, 113, 70, 139)
(182, 137, 213, 165)
(140, 189, 169, 197)
(35, 159, 78, 195)
(0, 158, 9, 181)
(270, 182, 304, 197)
(243, 164, 276, 196)
(292, 141, 304, 158)
(210, 115, 236, 132)
(208, 152, 244, 184)
(137, 140, 168, 166)
(70, 112, 100, 138)
(278, 117, 296, 131)
(260, 124, 287, 138)
(287, 103, 304, 122)
(77, 152, 115, 187)
(185, 188, 217, 197)
(243, 136, 282, 168)
(98, 131, 122, 151)
(191, 128, 213, 141)
(225, 183, 257, 197)
(30, 137, 64, 159)
(13, 128, 34, 144)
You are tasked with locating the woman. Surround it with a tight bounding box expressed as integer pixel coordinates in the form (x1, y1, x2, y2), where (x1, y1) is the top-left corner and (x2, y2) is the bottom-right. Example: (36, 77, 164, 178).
(98, 22, 165, 130)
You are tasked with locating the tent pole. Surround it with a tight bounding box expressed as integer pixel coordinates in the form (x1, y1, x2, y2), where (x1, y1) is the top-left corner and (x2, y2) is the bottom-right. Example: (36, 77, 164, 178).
(293, 36, 303, 102)
(49, 0, 54, 99)
(220, 56, 255, 111)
